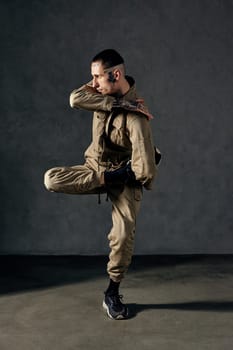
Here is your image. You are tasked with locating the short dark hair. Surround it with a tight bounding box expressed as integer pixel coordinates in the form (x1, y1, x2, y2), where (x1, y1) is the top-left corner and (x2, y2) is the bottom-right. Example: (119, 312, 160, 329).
(91, 49, 124, 69)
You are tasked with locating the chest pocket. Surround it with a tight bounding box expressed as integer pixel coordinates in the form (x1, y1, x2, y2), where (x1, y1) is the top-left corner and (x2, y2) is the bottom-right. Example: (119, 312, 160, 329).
(92, 111, 110, 153)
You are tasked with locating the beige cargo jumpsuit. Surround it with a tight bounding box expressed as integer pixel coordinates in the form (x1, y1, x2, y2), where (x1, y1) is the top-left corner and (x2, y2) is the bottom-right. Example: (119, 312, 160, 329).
(44, 77, 157, 282)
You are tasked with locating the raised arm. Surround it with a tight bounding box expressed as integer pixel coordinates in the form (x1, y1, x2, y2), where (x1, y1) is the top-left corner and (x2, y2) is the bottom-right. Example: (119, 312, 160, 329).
(69, 81, 115, 112)
(70, 82, 154, 120)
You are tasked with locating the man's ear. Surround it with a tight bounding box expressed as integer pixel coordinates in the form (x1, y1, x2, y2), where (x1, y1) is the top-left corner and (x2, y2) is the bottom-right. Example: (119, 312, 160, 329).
(114, 69, 121, 81)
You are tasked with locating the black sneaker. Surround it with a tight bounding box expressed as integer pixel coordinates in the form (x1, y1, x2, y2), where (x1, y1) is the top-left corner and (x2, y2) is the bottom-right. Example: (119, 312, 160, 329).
(103, 292, 129, 320)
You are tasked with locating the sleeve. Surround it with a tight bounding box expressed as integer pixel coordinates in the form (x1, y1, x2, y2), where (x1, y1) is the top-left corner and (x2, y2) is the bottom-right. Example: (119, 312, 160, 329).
(69, 81, 115, 112)
(127, 114, 157, 190)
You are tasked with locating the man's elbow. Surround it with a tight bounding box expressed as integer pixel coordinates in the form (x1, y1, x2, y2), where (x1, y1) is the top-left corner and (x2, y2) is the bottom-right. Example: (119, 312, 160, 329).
(69, 90, 79, 108)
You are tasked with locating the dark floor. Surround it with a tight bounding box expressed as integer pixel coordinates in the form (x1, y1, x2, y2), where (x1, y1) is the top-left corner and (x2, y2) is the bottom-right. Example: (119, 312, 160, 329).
(0, 255, 232, 349)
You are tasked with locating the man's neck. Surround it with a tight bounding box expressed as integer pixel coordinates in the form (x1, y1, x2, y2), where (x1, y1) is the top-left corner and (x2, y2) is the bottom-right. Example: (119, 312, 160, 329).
(119, 77, 130, 96)
(109, 77, 131, 98)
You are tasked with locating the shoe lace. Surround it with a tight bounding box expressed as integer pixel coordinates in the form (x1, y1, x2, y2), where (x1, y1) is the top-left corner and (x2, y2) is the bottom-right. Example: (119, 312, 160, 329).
(106, 292, 124, 305)
(109, 294, 125, 312)
(112, 294, 123, 303)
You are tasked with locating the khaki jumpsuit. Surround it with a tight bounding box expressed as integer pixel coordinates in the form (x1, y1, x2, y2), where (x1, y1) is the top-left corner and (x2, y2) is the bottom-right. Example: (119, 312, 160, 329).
(44, 77, 157, 282)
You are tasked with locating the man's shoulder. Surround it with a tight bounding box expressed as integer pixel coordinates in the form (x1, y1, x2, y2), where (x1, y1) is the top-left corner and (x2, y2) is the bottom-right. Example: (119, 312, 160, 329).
(126, 111, 149, 122)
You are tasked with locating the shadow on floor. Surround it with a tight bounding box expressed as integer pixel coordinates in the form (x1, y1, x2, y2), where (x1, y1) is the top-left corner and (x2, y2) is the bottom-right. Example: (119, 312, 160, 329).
(0, 255, 232, 296)
(0, 255, 108, 295)
(127, 301, 233, 318)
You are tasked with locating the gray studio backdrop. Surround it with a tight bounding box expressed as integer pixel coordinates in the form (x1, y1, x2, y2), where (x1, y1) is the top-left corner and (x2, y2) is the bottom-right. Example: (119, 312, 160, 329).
(1, 0, 232, 254)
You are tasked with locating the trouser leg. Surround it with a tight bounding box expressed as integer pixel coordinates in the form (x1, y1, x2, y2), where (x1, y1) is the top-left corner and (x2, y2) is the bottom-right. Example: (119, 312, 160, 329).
(107, 185, 142, 282)
(44, 164, 104, 194)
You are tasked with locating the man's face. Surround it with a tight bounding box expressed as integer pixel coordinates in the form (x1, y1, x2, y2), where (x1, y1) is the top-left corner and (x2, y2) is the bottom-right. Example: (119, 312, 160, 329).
(91, 61, 116, 95)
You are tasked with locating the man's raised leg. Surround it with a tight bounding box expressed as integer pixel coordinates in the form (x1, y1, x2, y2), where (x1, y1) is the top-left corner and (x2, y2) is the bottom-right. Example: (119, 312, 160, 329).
(44, 164, 105, 194)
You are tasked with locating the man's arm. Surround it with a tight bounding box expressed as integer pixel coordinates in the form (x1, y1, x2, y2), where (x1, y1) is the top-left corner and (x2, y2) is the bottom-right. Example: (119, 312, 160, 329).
(70, 82, 154, 120)
(69, 81, 115, 112)
(127, 114, 157, 189)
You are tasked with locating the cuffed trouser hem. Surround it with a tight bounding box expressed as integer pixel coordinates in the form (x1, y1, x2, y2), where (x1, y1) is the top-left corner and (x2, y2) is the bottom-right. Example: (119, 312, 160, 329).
(109, 276, 124, 283)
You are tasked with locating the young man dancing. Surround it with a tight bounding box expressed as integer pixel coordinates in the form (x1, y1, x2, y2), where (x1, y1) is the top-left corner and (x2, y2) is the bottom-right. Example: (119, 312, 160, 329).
(44, 49, 159, 319)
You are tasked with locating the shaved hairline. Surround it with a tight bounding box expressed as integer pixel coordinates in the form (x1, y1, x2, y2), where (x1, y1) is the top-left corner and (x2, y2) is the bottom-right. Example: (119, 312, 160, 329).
(103, 63, 125, 75)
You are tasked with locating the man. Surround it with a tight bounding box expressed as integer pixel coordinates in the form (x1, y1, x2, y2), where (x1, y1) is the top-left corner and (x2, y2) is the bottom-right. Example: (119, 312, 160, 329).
(44, 49, 159, 320)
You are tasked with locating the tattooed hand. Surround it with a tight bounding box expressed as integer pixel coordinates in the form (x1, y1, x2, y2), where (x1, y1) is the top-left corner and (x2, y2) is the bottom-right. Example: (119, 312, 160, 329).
(113, 98, 154, 120)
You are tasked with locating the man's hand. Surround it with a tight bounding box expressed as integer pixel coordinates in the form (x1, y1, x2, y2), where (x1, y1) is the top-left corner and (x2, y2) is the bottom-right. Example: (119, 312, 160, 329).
(113, 98, 154, 120)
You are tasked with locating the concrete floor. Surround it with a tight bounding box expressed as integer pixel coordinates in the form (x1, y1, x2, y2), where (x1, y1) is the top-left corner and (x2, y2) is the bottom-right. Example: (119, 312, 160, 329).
(0, 255, 232, 350)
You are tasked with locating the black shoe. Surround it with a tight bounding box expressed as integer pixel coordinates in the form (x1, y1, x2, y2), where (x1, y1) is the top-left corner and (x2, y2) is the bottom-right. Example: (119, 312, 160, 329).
(104, 161, 141, 187)
(103, 292, 129, 320)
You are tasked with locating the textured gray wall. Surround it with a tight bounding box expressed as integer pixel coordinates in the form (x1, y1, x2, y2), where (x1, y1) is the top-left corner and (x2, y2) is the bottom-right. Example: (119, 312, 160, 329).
(1, 0, 232, 254)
